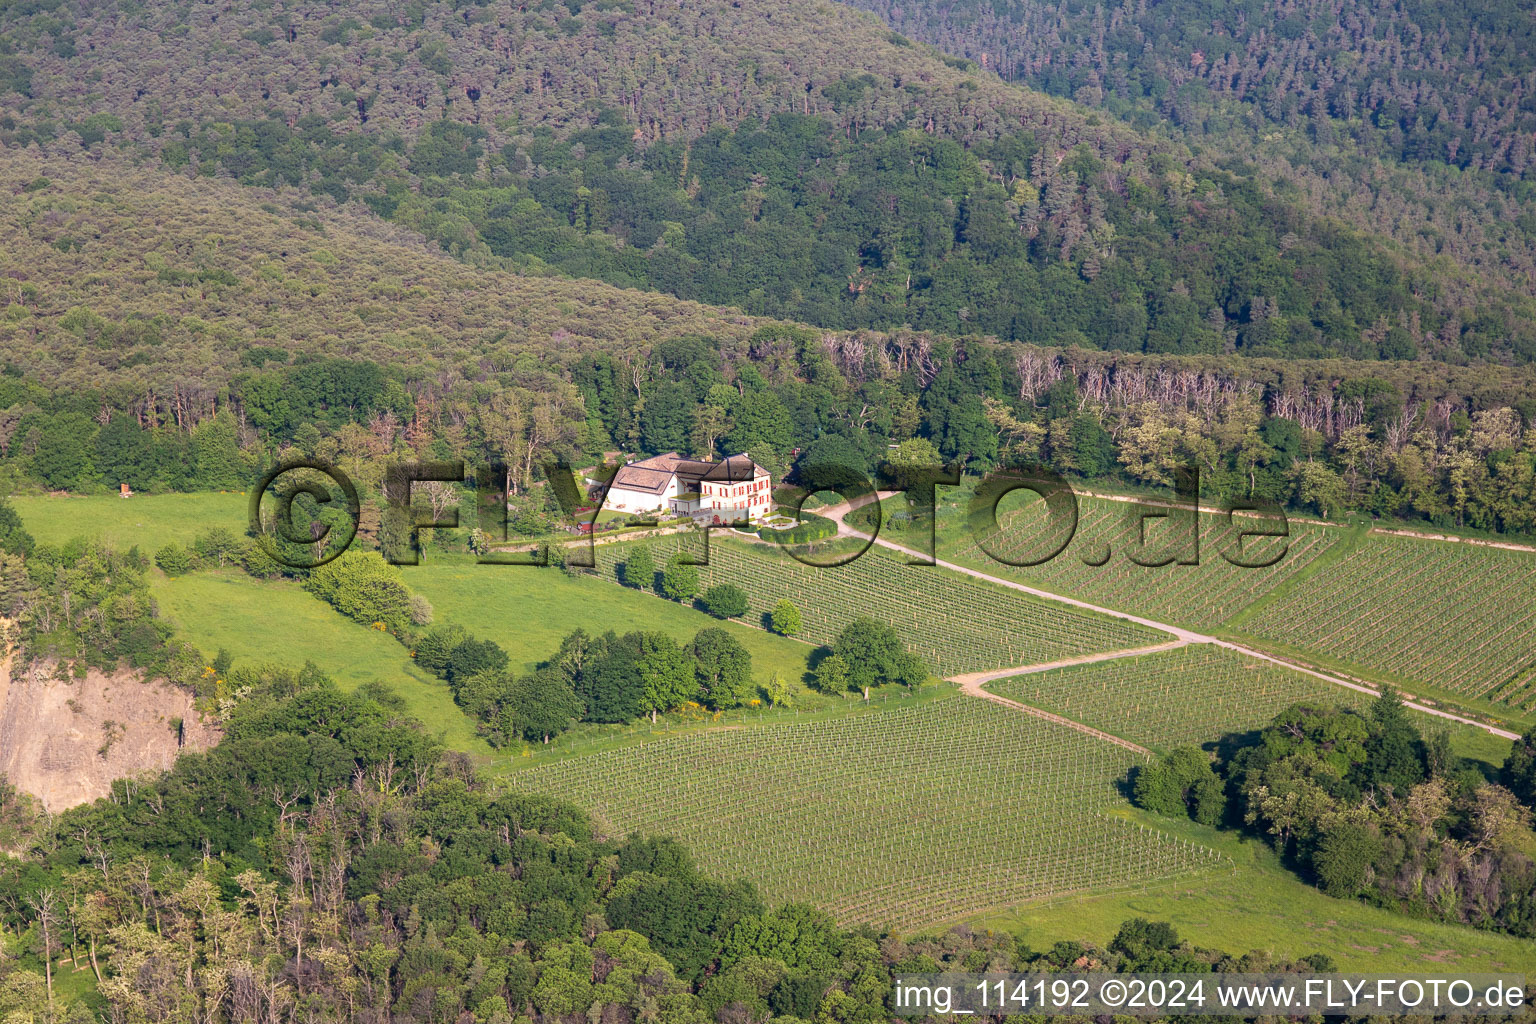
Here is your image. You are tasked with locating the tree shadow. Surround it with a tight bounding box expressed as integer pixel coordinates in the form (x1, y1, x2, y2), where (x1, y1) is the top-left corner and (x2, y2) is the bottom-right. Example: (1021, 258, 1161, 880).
(1116, 765, 1140, 802)
(802, 644, 833, 687)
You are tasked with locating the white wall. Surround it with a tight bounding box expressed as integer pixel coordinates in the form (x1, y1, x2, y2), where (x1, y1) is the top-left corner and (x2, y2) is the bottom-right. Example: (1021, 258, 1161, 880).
(605, 475, 680, 513)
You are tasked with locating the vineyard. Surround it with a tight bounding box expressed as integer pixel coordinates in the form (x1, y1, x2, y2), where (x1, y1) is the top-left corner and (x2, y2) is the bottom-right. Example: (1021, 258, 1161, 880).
(510, 696, 1226, 928)
(1242, 535, 1536, 706)
(938, 496, 1343, 631)
(986, 644, 1368, 751)
(592, 535, 1168, 676)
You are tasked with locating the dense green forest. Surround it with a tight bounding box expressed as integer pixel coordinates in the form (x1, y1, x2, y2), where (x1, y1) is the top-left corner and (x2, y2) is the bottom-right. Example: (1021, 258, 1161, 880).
(6, 283, 1536, 534)
(54, 105, 1458, 360)
(3, 0, 1536, 361)
(1137, 689, 1536, 936)
(840, 0, 1536, 295)
(1, 158, 1534, 534)
(845, 0, 1536, 178)
(381, 112, 1448, 359)
(1, 1, 1535, 532)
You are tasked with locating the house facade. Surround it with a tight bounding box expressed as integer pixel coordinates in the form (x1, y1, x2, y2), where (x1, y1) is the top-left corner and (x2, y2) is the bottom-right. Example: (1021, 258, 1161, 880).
(605, 453, 773, 524)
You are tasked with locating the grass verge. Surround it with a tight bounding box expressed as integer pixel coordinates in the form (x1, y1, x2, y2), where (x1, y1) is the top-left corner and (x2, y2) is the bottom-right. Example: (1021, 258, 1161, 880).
(971, 812, 1536, 972)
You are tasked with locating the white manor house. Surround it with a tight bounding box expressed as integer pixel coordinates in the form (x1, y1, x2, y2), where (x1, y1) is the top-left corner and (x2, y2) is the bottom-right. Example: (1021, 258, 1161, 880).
(604, 452, 773, 524)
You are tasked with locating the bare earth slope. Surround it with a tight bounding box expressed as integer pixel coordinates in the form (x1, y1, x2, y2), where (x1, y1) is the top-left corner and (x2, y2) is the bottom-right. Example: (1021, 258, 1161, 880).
(0, 655, 218, 811)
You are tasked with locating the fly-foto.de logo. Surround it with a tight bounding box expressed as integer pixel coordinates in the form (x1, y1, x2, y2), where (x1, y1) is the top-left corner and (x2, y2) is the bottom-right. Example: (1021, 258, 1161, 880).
(248, 457, 1291, 571)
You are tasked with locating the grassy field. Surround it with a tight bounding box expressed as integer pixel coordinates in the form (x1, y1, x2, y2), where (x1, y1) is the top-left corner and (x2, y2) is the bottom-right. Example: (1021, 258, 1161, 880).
(510, 693, 1225, 929)
(976, 815, 1536, 972)
(14, 493, 822, 750)
(11, 491, 247, 550)
(150, 571, 493, 755)
(405, 553, 817, 692)
(14, 493, 488, 752)
(589, 533, 1169, 676)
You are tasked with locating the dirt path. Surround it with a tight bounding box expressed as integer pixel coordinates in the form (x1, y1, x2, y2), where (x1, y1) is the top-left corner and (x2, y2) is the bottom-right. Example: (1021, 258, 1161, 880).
(951, 640, 1191, 691)
(1069, 486, 1341, 530)
(1372, 527, 1536, 554)
(949, 641, 1189, 756)
(817, 496, 1522, 742)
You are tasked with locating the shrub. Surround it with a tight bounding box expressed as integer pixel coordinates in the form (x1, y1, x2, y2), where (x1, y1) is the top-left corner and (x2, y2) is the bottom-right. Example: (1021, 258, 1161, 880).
(415, 624, 469, 677)
(304, 550, 413, 632)
(623, 546, 655, 589)
(193, 527, 241, 567)
(1311, 816, 1384, 897)
(1133, 747, 1225, 825)
(637, 631, 697, 720)
(448, 669, 512, 724)
(119, 621, 165, 666)
(1109, 919, 1180, 965)
(155, 542, 194, 576)
(445, 637, 509, 683)
(759, 511, 836, 545)
(770, 599, 802, 636)
(691, 627, 754, 708)
(831, 616, 926, 697)
(701, 583, 748, 619)
(237, 539, 286, 578)
(813, 653, 850, 695)
(409, 594, 434, 626)
(1501, 725, 1536, 810)
(0, 498, 34, 556)
(505, 666, 585, 743)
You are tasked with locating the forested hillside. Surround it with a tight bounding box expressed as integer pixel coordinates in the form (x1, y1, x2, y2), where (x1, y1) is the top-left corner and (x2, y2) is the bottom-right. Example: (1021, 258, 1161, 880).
(0, 154, 765, 395)
(3, 0, 1535, 361)
(0, 0, 1101, 147)
(849, 0, 1536, 176)
(2, 0, 1535, 531)
(841, 0, 1536, 298)
(3, 156, 1535, 533)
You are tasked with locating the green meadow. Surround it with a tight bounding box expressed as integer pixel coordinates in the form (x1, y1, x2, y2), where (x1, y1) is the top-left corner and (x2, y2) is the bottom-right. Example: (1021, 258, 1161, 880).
(12, 490, 247, 551)
(149, 571, 492, 755)
(13, 493, 818, 756)
(14, 494, 489, 753)
(975, 815, 1536, 972)
(404, 553, 816, 690)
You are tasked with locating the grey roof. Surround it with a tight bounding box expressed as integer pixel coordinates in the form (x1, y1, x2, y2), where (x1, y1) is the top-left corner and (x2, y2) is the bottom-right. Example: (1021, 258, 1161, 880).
(610, 452, 686, 495)
(610, 452, 765, 495)
(675, 454, 764, 484)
